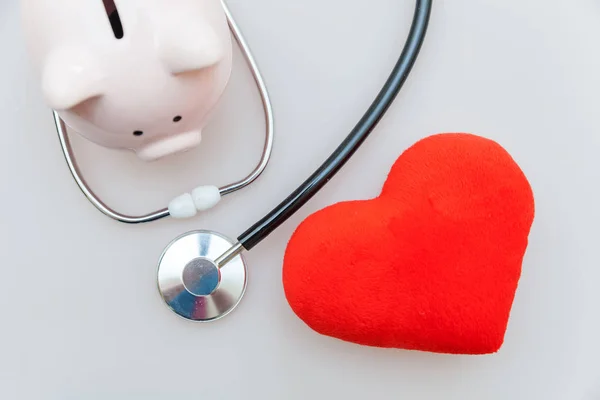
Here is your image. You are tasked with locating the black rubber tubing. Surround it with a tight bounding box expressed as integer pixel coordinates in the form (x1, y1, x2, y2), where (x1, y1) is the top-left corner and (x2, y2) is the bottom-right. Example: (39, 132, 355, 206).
(238, 0, 433, 250)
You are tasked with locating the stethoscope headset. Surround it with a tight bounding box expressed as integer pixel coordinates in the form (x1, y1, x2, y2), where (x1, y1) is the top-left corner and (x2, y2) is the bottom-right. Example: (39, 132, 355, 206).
(47, 0, 432, 322)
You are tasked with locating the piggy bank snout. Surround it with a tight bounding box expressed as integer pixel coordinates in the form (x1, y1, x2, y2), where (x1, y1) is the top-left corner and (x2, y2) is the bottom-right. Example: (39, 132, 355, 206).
(137, 130, 203, 161)
(63, 100, 205, 161)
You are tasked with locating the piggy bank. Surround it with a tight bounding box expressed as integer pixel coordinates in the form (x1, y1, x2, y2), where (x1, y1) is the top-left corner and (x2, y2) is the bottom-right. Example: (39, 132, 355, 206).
(20, 0, 233, 161)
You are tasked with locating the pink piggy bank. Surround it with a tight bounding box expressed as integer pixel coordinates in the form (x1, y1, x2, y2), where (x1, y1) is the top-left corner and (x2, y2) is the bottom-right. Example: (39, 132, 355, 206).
(21, 0, 233, 161)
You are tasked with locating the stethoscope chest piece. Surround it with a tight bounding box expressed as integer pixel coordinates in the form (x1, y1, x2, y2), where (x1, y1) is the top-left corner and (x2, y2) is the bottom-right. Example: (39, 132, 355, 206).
(157, 230, 247, 322)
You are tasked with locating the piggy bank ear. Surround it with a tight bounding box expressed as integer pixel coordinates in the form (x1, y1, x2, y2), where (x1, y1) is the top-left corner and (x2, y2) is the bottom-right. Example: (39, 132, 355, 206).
(157, 19, 224, 75)
(42, 47, 105, 111)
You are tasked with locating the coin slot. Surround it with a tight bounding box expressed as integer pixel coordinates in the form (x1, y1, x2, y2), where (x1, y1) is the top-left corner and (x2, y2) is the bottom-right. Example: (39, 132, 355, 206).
(102, 0, 124, 39)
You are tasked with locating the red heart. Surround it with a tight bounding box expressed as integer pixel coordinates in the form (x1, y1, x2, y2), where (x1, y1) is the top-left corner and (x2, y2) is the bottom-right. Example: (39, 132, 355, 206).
(282, 133, 535, 354)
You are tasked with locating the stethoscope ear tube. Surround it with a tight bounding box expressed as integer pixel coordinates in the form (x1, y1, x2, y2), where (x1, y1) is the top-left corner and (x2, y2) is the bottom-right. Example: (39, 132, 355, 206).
(234, 0, 432, 253)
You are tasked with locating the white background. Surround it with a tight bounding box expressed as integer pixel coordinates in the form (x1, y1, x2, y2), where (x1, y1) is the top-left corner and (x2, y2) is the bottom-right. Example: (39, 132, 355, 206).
(2, 0, 600, 399)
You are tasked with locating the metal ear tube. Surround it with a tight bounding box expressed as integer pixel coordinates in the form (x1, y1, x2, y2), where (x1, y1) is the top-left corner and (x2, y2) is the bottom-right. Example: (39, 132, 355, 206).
(54, 0, 275, 225)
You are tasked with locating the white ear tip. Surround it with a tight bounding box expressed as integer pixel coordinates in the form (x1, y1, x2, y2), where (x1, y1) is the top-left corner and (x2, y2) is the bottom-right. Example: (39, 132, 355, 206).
(192, 186, 221, 211)
(168, 193, 197, 219)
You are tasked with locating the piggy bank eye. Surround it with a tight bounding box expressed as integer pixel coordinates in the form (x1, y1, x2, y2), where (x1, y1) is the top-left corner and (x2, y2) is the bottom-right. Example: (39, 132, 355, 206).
(133, 130, 144, 136)
(173, 116, 182, 122)
(103, 0, 124, 40)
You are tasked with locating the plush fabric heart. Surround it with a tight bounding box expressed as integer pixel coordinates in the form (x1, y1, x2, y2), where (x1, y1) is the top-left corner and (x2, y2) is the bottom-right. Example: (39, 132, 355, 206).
(282, 133, 535, 355)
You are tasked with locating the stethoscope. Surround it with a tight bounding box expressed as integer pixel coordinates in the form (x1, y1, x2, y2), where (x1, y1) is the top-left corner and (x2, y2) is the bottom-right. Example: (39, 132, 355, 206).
(51, 0, 432, 322)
